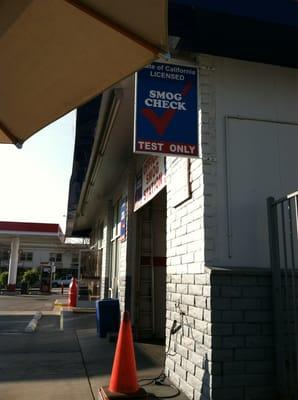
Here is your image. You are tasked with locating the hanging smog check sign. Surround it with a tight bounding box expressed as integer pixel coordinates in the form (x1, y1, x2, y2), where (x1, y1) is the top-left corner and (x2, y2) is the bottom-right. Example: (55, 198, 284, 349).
(134, 62, 198, 157)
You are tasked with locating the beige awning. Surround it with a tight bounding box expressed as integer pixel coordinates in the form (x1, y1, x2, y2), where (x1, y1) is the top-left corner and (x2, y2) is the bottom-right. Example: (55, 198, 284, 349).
(0, 0, 168, 146)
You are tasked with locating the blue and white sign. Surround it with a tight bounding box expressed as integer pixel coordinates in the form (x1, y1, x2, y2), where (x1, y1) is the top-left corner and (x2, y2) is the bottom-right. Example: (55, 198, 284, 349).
(134, 62, 198, 157)
(120, 197, 127, 242)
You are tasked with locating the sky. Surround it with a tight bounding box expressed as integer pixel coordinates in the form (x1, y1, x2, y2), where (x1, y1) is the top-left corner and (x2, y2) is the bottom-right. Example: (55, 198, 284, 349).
(0, 111, 77, 234)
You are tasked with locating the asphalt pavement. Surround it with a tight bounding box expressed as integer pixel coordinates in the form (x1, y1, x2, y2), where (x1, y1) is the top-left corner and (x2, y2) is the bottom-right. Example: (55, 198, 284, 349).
(0, 315, 33, 333)
(0, 292, 93, 400)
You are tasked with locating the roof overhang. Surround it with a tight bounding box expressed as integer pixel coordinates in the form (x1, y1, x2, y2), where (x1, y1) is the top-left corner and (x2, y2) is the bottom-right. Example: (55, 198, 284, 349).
(169, 1, 298, 68)
(0, 0, 168, 146)
(67, 75, 135, 236)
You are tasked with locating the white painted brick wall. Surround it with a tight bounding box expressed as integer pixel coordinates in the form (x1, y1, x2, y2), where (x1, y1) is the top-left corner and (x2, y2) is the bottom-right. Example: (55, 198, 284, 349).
(165, 267, 276, 400)
(165, 55, 217, 400)
(165, 55, 216, 276)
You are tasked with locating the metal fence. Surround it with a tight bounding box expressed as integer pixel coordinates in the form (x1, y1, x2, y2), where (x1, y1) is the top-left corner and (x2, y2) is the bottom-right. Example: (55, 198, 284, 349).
(267, 192, 298, 399)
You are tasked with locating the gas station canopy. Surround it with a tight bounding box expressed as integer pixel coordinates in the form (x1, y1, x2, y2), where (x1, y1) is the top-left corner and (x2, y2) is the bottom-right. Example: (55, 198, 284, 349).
(0, 0, 168, 146)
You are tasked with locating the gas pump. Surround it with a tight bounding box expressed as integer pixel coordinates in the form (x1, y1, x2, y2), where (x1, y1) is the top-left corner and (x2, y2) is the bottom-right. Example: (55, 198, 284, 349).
(40, 264, 52, 293)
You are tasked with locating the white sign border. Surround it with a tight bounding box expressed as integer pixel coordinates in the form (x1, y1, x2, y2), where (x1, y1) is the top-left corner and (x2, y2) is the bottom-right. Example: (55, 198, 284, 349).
(133, 58, 200, 159)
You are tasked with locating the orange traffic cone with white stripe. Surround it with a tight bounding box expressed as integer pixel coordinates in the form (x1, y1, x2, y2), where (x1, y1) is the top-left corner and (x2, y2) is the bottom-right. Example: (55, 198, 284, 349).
(98, 311, 147, 399)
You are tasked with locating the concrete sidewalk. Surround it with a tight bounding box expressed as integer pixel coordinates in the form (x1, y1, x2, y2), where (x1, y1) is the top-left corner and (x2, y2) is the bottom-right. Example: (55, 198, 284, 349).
(78, 330, 184, 399)
(63, 312, 187, 399)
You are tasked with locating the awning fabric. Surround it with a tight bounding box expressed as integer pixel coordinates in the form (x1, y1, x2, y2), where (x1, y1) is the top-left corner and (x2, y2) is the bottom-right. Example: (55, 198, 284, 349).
(0, 0, 168, 146)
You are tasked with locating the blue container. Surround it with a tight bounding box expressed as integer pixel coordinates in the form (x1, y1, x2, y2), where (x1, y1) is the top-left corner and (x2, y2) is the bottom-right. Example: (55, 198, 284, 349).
(96, 299, 120, 338)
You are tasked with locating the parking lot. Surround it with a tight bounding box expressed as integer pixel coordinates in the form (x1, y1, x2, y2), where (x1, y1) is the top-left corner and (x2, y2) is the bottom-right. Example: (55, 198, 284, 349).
(0, 291, 65, 312)
(0, 314, 33, 333)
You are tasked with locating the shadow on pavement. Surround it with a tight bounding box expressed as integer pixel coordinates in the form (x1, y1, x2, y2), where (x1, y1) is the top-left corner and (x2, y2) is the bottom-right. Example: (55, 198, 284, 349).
(0, 313, 163, 382)
(0, 312, 187, 399)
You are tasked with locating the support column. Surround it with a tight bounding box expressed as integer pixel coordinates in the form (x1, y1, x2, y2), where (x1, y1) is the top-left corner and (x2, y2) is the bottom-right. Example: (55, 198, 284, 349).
(7, 238, 20, 291)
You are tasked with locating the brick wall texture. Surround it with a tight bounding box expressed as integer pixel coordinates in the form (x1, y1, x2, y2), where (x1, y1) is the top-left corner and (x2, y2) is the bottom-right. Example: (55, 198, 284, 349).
(164, 55, 276, 399)
(165, 268, 275, 400)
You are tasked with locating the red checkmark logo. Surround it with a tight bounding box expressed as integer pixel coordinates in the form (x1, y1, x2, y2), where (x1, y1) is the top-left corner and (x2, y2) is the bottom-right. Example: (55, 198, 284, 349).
(142, 81, 193, 136)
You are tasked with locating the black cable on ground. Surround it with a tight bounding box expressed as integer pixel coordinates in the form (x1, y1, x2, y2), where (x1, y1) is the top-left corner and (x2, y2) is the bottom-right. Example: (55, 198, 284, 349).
(75, 330, 96, 400)
(138, 314, 208, 398)
(138, 372, 180, 399)
(76, 328, 180, 400)
(138, 370, 166, 386)
(156, 384, 180, 399)
(137, 319, 182, 399)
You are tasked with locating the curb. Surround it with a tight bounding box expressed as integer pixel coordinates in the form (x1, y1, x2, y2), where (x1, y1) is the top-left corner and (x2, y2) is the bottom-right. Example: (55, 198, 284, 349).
(72, 307, 96, 313)
(54, 300, 68, 307)
(54, 300, 96, 313)
(54, 300, 73, 313)
(25, 311, 42, 333)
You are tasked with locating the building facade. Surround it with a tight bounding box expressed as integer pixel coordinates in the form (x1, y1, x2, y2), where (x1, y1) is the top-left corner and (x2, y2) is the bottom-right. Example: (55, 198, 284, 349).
(0, 222, 85, 287)
(66, 2, 298, 399)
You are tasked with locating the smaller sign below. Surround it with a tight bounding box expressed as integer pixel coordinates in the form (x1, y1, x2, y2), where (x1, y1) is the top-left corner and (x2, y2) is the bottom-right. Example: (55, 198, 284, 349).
(134, 156, 166, 211)
(120, 198, 127, 242)
(172, 158, 190, 207)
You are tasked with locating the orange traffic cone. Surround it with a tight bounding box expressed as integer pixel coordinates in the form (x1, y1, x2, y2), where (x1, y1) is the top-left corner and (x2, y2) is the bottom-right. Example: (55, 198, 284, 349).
(98, 311, 147, 399)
